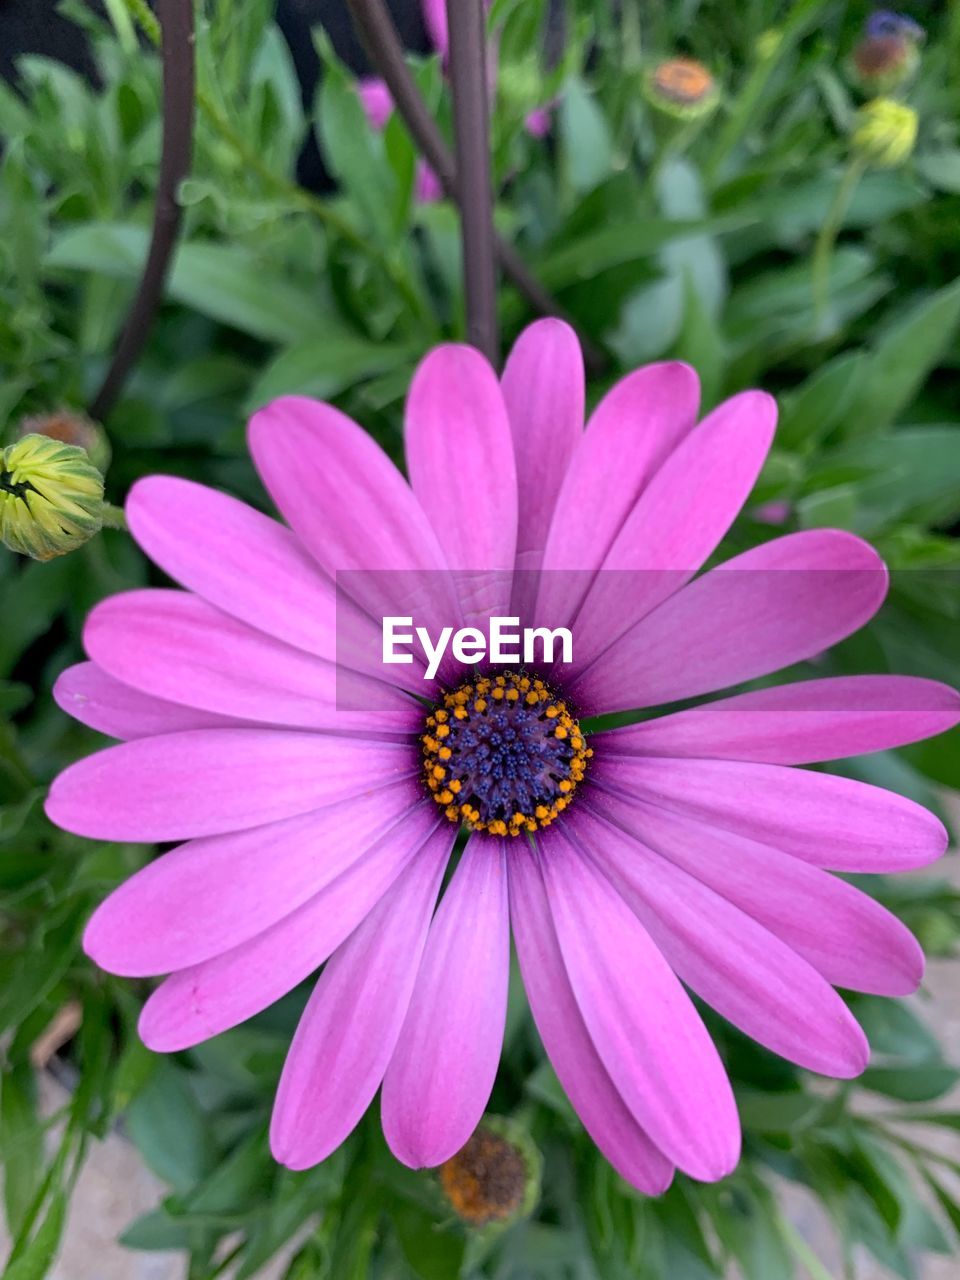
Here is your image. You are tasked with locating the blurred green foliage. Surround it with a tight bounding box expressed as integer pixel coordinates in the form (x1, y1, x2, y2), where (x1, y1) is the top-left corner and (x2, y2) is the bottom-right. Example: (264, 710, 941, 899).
(2, 0, 960, 1277)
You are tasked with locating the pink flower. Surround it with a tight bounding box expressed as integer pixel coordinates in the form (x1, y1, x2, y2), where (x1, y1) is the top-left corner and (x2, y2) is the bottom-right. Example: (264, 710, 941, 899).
(754, 498, 792, 526)
(357, 76, 394, 132)
(47, 322, 958, 1189)
(356, 75, 443, 205)
(524, 105, 553, 138)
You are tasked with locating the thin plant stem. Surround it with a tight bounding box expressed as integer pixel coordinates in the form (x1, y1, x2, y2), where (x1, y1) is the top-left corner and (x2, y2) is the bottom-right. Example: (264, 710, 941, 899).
(446, 0, 498, 362)
(811, 156, 867, 334)
(98, 502, 128, 530)
(90, 0, 194, 420)
(345, 0, 607, 372)
(775, 1212, 836, 1280)
(118, 0, 432, 335)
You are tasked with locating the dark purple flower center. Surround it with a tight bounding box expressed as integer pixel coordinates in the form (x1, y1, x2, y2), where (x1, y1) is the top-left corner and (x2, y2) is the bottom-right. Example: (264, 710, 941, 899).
(422, 672, 591, 836)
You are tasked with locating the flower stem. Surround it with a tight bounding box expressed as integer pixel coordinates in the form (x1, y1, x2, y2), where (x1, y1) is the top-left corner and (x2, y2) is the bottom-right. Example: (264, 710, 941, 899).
(811, 157, 866, 335)
(446, 0, 498, 363)
(99, 502, 128, 531)
(345, 0, 607, 373)
(90, 0, 194, 422)
(118, 0, 432, 335)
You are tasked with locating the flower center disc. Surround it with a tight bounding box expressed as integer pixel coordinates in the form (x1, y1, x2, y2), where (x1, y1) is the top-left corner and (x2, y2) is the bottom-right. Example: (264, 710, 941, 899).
(422, 673, 591, 837)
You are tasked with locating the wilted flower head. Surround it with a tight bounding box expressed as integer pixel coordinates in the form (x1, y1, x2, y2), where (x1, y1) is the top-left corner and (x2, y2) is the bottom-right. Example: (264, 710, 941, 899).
(850, 34, 919, 93)
(853, 97, 918, 167)
(440, 1119, 540, 1228)
(849, 10, 924, 94)
(644, 58, 720, 122)
(866, 10, 924, 42)
(18, 407, 111, 472)
(1, 433, 105, 561)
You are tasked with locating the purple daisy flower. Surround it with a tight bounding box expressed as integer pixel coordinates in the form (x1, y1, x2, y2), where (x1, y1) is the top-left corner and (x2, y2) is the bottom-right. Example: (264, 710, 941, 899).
(47, 321, 959, 1190)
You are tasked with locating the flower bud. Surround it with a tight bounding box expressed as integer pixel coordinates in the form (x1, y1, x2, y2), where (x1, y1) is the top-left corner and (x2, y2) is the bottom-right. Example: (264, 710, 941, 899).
(644, 58, 720, 122)
(17, 408, 111, 473)
(852, 97, 918, 168)
(756, 29, 783, 62)
(849, 34, 919, 94)
(439, 1117, 541, 1229)
(1, 434, 106, 561)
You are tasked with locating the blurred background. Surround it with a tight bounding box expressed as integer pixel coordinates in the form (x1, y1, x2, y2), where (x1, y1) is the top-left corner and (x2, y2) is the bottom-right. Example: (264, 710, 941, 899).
(1, 1, 959, 1277)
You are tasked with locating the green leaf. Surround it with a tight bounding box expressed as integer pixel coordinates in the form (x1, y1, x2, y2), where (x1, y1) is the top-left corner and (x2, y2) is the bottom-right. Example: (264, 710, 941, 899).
(1, 1064, 44, 1238)
(560, 77, 614, 194)
(245, 333, 420, 411)
(801, 427, 960, 535)
(776, 351, 869, 450)
(708, 1179, 794, 1280)
(737, 1090, 822, 1134)
(850, 279, 960, 432)
(313, 32, 396, 242)
(534, 216, 749, 294)
(2, 1189, 67, 1280)
(119, 1205, 195, 1252)
(673, 270, 726, 410)
(46, 224, 323, 343)
(915, 149, 960, 195)
(0, 910, 84, 1038)
(393, 1201, 466, 1280)
(125, 1062, 217, 1193)
(924, 1171, 960, 1239)
(861, 1064, 960, 1103)
(851, 996, 941, 1065)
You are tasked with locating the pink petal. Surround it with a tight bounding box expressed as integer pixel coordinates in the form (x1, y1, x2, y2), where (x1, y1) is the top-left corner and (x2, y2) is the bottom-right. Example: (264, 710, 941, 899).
(572, 529, 888, 714)
(592, 788, 924, 997)
(508, 843, 674, 1193)
(84, 589, 418, 733)
(594, 754, 948, 872)
(53, 662, 245, 739)
(382, 837, 510, 1167)
(599, 676, 960, 764)
(535, 362, 699, 627)
(539, 828, 740, 1180)
(566, 391, 776, 673)
(501, 319, 584, 578)
(357, 77, 393, 131)
(85, 779, 422, 976)
(414, 160, 443, 204)
(139, 804, 445, 1052)
(248, 396, 457, 652)
(269, 824, 453, 1169)
(405, 345, 517, 620)
(248, 395, 446, 577)
(524, 106, 552, 138)
(126, 476, 339, 660)
(576, 808, 869, 1077)
(421, 0, 448, 56)
(45, 729, 416, 842)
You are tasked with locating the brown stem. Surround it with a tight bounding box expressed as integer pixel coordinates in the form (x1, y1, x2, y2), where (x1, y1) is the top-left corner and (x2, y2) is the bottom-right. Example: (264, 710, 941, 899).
(446, 0, 498, 362)
(345, 0, 606, 372)
(89, 0, 195, 420)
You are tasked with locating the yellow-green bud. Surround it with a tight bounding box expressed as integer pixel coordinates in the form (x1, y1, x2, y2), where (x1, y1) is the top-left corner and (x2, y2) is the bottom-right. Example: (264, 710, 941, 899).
(439, 1117, 541, 1230)
(756, 29, 784, 61)
(643, 58, 720, 123)
(1, 434, 106, 561)
(852, 97, 918, 167)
